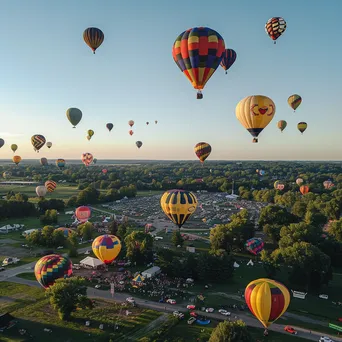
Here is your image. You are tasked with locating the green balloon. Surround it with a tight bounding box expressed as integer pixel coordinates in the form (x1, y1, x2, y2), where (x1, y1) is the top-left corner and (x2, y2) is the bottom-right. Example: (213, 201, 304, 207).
(66, 108, 82, 128)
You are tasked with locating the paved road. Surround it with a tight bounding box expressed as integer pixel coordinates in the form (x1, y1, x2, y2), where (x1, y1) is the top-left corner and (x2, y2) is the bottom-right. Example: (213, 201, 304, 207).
(4, 276, 341, 342)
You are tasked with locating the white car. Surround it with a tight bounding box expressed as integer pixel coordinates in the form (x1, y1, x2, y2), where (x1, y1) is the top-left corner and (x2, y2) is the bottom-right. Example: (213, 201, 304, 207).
(126, 297, 135, 304)
(218, 309, 231, 316)
(166, 299, 176, 305)
(205, 308, 214, 313)
(319, 337, 335, 342)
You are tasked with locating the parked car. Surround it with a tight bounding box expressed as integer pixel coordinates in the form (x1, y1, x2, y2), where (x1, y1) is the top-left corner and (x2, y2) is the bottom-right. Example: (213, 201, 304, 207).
(319, 337, 334, 342)
(187, 317, 196, 325)
(126, 297, 135, 304)
(166, 299, 176, 305)
(205, 308, 214, 313)
(190, 311, 198, 318)
(187, 305, 196, 310)
(218, 309, 231, 316)
(284, 326, 297, 335)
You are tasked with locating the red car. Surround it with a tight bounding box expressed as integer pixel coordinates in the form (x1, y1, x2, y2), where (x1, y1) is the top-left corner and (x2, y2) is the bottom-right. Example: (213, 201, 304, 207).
(284, 326, 297, 335)
(190, 311, 198, 318)
(187, 305, 196, 310)
(338, 318, 342, 322)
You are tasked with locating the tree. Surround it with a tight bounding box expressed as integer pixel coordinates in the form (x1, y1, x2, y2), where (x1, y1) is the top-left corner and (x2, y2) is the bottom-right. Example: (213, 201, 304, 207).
(209, 320, 252, 342)
(328, 218, 342, 242)
(259, 205, 298, 228)
(108, 220, 119, 235)
(171, 230, 184, 247)
(40, 209, 58, 225)
(124, 231, 154, 265)
(117, 223, 127, 239)
(46, 277, 90, 320)
(77, 222, 93, 241)
(262, 224, 282, 244)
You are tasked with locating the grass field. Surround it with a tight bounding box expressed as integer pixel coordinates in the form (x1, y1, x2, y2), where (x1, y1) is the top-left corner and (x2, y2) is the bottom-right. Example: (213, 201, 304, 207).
(16, 272, 36, 281)
(0, 282, 161, 342)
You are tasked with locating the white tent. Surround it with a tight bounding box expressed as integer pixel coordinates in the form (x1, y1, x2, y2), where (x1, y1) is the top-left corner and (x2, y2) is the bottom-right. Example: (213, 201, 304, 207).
(233, 261, 240, 268)
(80, 257, 105, 269)
(247, 259, 254, 266)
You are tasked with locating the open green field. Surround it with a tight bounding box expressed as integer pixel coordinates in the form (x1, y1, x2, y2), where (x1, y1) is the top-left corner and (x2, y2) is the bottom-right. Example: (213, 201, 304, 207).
(136, 190, 164, 197)
(0, 282, 161, 342)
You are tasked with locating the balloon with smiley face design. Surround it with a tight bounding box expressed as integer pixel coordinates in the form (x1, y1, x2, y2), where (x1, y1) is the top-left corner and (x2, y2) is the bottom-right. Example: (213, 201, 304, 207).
(236, 95, 276, 143)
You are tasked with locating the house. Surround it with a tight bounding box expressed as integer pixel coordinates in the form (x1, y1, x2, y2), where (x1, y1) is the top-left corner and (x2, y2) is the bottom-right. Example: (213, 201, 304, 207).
(141, 266, 161, 279)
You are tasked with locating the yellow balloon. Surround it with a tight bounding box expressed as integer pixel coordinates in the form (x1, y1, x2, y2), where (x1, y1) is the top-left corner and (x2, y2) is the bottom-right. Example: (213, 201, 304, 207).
(92, 235, 122, 265)
(160, 189, 198, 228)
(236, 95, 276, 143)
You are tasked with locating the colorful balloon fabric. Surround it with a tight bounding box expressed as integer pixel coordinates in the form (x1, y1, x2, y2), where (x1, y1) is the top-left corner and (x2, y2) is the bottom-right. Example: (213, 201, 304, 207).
(194, 142, 212, 163)
(297, 122, 307, 134)
(45, 180, 57, 193)
(36, 185, 47, 197)
(296, 178, 304, 186)
(136, 141, 143, 149)
(75, 206, 91, 223)
(102, 169, 107, 174)
(56, 227, 73, 237)
(66, 108, 82, 128)
(172, 27, 225, 98)
(265, 17, 287, 43)
(129, 130, 134, 136)
(34, 254, 73, 289)
(56, 159, 65, 169)
(160, 189, 198, 228)
(40, 158, 48, 166)
(300, 185, 310, 195)
(106, 123, 113, 131)
(236, 95, 276, 143)
(288, 94, 302, 111)
(12, 155, 21, 165)
(31, 134, 46, 152)
(92, 234, 122, 264)
(11, 144, 18, 153)
(220, 49, 237, 74)
(245, 278, 290, 328)
(83, 27, 104, 54)
(259, 170, 265, 176)
(277, 120, 287, 132)
(128, 120, 134, 127)
(277, 183, 285, 191)
(245, 238, 264, 255)
(81, 153, 93, 166)
(88, 129, 94, 138)
(323, 180, 334, 189)
(47, 142, 52, 149)
(0, 139, 4, 148)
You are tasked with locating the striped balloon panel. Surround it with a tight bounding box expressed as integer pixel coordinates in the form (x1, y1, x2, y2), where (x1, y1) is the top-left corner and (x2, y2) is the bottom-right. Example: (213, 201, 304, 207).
(265, 17, 287, 40)
(194, 142, 212, 162)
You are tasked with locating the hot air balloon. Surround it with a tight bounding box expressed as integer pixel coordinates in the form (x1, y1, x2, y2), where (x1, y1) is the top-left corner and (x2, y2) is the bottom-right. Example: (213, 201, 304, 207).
(220, 49, 237, 74)
(245, 238, 264, 255)
(0, 139, 4, 148)
(259, 170, 265, 176)
(56, 227, 74, 237)
(236, 95, 276, 143)
(34, 254, 72, 289)
(31, 134, 46, 152)
(36, 185, 47, 198)
(106, 123, 113, 131)
(40, 157, 48, 166)
(296, 178, 304, 186)
(277, 183, 285, 191)
(172, 27, 225, 99)
(88, 130, 94, 138)
(274, 181, 280, 190)
(102, 169, 107, 174)
(155, 120, 158, 124)
(45, 180, 57, 193)
(160, 189, 198, 228)
(298, 122, 307, 134)
(256, 169, 259, 174)
(128, 120, 134, 127)
(194, 142, 212, 164)
(323, 180, 334, 189)
(66, 108, 82, 128)
(245, 278, 290, 333)
(265, 17, 287, 44)
(288, 94, 302, 112)
(86, 135, 91, 141)
(300, 185, 310, 195)
(3, 171, 11, 179)
(146, 122, 149, 125)
(12, 155, 21, 165)
(47, 142, 52, 149)
(83, 27, 104, 54)
(81, 153, 93, 166)
(129, 130, 134, 136)
(136, 141, 143, 149)
(277, 120, 287, 132)
(56, 159, 65, 169)
(11, 144, 17, 153)
(92, 234, 122, 264)
(75, 206, 91, 223)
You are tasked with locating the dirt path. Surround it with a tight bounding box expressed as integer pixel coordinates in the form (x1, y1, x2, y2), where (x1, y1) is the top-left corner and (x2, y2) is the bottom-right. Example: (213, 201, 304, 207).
(124, 313, 168, 341)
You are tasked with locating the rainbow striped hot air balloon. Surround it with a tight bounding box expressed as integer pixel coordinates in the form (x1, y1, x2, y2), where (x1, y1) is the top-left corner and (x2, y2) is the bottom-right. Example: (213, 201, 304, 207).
(245, 278, 290, 332)
(34, 254, 73, 289)
(92, 234, 122, 264)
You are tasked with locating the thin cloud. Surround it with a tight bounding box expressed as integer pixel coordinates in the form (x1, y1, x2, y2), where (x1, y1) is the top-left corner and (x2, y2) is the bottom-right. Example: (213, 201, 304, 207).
(0, 132, 24, 137)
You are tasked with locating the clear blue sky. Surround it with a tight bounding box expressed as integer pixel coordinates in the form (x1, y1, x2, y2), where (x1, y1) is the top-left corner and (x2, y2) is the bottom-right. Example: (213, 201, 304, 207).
(0, 0, 341, 161)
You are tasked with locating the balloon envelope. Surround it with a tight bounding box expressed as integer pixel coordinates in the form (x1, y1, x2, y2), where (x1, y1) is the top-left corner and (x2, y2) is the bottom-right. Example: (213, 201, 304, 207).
(220, 48, 237, 73)
(36, 186, 47, 197)
(56, 227, 74, 237)
(47, 142, 52, 148)
(83, 27, 104, 54)
(56, 159, 66, 168)
(45, 180, 57, 193)
(136, 141, 143, 148)
(11, 144, 18, 153)
(81, 153, 93, 166)
(66, 108, 82, 128)
(75, 206, 91, 223)
(194, 142, 212, 163)
(106, 123, 113, 131)
(92, 234, 122, 264)
(34, 254, 72, 289)
(265, 17, 287, 42)
(40, 158, 48, 166)
(31, 134, 46, 152)
(245, 238, 264, 255)
(12, 155, 21, 165)
(0, 139, 4, 148)
(288, 94, 302, 111)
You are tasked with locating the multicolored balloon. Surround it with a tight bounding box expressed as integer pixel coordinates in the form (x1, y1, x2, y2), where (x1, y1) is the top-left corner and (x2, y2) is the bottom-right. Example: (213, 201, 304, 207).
(45, 180, 57, 193)
(194, 142, 212, 164)
(172, 27, 225, 99)
(288, 94, 302, 112)
(160, 189, 198, 228)
(83, 27, 104, 54)
(245, 278, 290, 329)
(265, 17, 287, 44)
(277, 120, 287, 132)
(36, 185, 47, 198)
(106, 123, 113, 131)
(12, 155, 21, 165)
(55, 227, 74, 237)
(298, 122, 307, 134)
(11, 144, 17, 153)
(34, 254, 73, 289)
(136, 141, 143, 149)
(236, 95, 276, 143)
(220, 48, 237, 74)
(81, 153, 93, 166)
(31, 134, 46, 152)
(75, 206, 91, 223)
(56, 158, 66, 169)
(66, 108, 82, 128)
(92, 234, 122, 264)
(245, 238, 264, 255)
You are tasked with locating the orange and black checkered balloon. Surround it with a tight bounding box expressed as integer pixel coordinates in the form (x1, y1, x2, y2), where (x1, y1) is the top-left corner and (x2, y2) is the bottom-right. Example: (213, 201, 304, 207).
(45, 180, 57, 193)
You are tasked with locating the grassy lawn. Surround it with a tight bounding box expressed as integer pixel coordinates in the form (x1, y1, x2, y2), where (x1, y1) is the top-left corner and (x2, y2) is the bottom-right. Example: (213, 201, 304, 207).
(137, 190, 163, 197)
(0, 282, 161, 342)
(16, 272, 36, 281)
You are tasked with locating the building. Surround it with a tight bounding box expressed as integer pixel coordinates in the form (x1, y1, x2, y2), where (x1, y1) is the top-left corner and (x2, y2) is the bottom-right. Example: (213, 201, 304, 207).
(141, 266, 161, 279)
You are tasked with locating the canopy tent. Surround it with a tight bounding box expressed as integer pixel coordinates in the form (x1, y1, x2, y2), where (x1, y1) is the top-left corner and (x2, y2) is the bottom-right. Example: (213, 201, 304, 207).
(80, 256, 105, 269)
(132, 274, 145, 288)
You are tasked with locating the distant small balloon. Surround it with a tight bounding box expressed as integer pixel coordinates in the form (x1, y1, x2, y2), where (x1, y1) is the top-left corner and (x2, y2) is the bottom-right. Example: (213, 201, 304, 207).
(0, 139, 4, 148)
